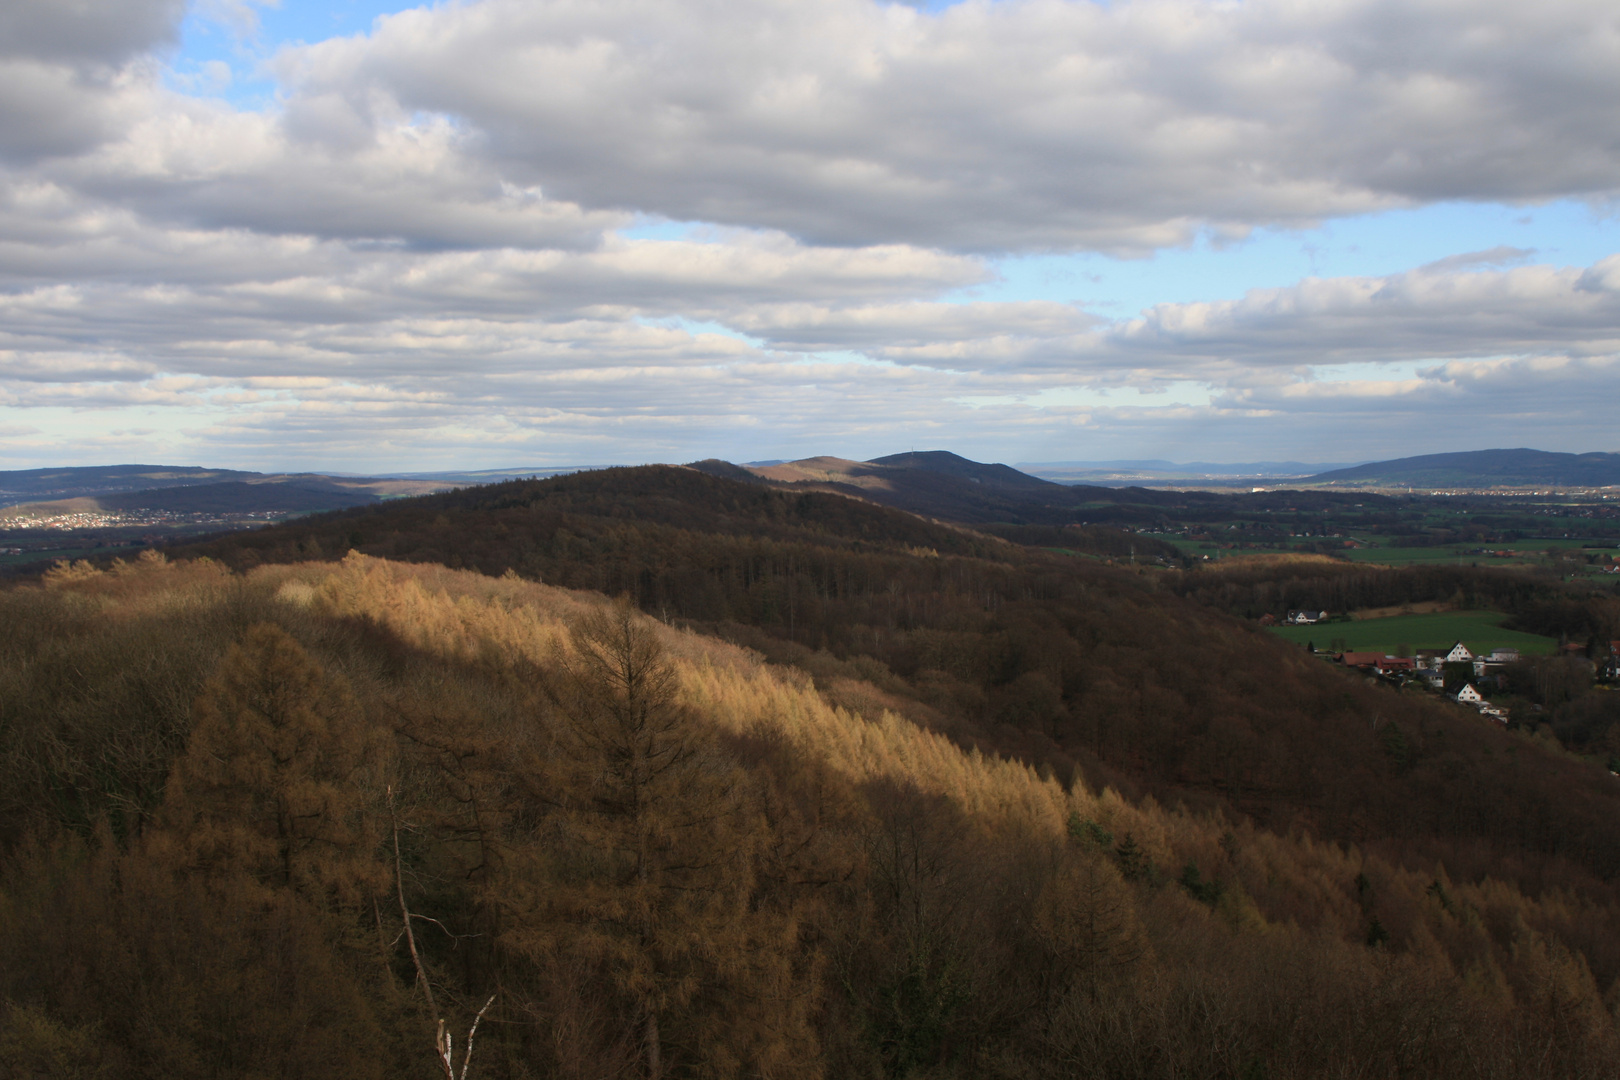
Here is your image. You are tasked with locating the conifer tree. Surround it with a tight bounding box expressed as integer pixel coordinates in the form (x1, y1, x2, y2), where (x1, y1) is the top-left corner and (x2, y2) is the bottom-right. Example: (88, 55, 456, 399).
(1034, 855, 1150, 1003)
(161, 622, 388, 905)
(513, 599, 817, 1079)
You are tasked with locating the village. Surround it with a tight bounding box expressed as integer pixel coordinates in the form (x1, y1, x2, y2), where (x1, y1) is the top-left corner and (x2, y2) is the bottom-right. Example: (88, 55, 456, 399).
(1276, 609, 1620, 727)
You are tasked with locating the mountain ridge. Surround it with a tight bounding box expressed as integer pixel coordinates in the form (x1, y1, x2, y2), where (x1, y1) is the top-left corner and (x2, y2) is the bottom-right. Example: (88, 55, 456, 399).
(1306, 448, 1620, 488)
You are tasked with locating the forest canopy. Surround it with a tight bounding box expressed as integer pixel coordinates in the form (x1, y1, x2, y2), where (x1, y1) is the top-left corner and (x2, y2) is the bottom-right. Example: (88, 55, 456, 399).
(2, 551, 1619, 1078)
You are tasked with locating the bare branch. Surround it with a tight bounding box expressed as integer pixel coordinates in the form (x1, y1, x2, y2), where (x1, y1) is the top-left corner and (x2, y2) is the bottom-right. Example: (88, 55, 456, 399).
(458, 994, 499, 1080)
(391, 785, 439, 1020)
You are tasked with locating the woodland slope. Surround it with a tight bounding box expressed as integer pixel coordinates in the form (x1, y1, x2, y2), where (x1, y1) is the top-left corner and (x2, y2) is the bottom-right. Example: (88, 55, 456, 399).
(175, 467, 1620, 893)
(2, 554, 1618, 1078)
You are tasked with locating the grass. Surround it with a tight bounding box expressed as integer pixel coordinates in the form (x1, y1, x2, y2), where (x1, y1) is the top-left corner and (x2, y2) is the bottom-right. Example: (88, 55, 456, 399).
(1267, 610, 1557, 655)
(0, 545, 108, 568)
(1337, 539, 1620, 574)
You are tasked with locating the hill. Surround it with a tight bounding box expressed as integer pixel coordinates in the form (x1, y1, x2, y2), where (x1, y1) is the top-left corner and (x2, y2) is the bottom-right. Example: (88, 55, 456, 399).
(867, 450, 1063, 490)
(0, 473, 448, 520)
(738, 451, 1091, 525)
(0, 464, 263, 505)
(3, 553, 1618, 1077)
(725, 451, 1151, 527)
(1307, 448, 1620, 489)
(174, 466, 1620, 885)
(96, 478, 384, 514)
(727, 451, 1397, 531)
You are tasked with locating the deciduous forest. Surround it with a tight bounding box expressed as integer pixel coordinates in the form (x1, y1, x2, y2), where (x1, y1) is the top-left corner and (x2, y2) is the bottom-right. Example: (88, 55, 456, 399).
(3, 467, 1620, 1078)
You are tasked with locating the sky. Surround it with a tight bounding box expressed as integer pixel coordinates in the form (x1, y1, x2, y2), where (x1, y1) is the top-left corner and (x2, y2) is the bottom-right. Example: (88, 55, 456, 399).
(3, 0, 1620, 473)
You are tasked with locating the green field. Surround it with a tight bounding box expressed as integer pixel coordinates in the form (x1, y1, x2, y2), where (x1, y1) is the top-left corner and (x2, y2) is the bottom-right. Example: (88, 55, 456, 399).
(1267, 610, 1557, 655)
(0, 545, 108, 569)
(1145, 533, 1619, 574)
(1338, 536, 1618, 571)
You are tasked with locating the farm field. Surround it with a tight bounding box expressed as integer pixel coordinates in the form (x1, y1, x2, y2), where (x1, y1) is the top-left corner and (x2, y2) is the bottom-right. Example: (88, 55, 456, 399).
(1337, 536, 1619, 570)
(1146, 531, 1619, 574)
(1267, 610, 1558, 655)
(0, 544, 117, 569)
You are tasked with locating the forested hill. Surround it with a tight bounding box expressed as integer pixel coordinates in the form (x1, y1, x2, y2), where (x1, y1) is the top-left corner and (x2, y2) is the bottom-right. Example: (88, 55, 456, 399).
(714, 452, 1109, 526)
(0, 464, 262, 504)
(866, 450, 1063, 489)
(6, 556, 1619, 1076)
(174, 466, 1620, 896)
(0, 466, 446, 517)
(696, 450, 1391, 528)
(1307, 448, 1620, 488)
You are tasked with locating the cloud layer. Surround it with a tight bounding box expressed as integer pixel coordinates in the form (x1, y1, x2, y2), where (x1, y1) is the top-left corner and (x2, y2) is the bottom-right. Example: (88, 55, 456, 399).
(1, 0, 1619, 468)
(278, 0, 1620, 252)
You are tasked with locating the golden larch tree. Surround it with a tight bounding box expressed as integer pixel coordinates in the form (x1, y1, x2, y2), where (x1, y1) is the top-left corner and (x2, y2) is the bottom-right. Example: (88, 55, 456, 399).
(161, 622, 389, 905)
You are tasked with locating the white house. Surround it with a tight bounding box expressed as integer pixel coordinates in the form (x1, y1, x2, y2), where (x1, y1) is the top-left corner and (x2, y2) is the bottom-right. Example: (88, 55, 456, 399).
(1444, 641, 1474, 664)
(1454, 683, 1483, 704)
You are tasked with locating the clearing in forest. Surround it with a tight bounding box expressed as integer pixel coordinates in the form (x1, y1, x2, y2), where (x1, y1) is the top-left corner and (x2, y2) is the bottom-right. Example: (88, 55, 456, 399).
(1267, 610, 1557, 655)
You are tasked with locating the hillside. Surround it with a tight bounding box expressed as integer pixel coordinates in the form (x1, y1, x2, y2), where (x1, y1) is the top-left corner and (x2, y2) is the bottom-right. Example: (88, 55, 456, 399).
(0, 464, 263, 505)
(735, 451, 1103, 525)
(867, 450, 1062, 490)
(2, 553, 1617, 1077)
(712, 451, 1398, 530)
(0, 474, 450, 521)
(1307, 448, 1620, 489)
(174, 466, 1620, 888)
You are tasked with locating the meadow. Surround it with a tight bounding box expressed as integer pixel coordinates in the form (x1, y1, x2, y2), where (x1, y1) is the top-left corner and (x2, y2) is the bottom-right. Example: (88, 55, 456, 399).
(1337, 535, 1619, 571)
(1267, 609, 1558, 654)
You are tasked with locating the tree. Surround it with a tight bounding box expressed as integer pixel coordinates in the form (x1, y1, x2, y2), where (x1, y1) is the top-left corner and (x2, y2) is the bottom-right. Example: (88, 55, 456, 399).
(512, 599, 816, 1079)
(1113, 833, 1147, 882)
(1033, 855, 1149, 1002)
(389, 786, 497, 1080)
(160, 622, 388, 905)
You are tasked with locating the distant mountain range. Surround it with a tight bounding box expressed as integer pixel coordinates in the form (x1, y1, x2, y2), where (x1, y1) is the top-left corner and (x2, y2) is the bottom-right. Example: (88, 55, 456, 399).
(0, 465, 447, 518)
(6, 447, 1614, 523)
(0, 465, 264, 504)
(1302, 449, 1620, 489)
(687, 451, 1379, 528)
(1017, 459, 1364, 485)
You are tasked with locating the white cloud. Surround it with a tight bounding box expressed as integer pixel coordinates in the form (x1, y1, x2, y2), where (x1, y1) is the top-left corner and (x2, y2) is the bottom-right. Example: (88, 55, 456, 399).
(0, 0, 184, 67)
(7, 237, 1620, 466)
(4, 0, 1620, 468)
(267, 0, 1620, 252)
(0, 0, 182, 164)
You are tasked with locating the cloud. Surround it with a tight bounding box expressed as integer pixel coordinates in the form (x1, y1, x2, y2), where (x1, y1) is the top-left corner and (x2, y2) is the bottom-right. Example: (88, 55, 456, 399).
(8, 1, 1619, 258)
(6, 230, 1620, 467)
(0, 0, 184, 67)
(263, 0, 1620, 252)
(1101, 256, 1620, 372)
(0, 0, 183, 164)
(3, 0, 1620, 468)
(14, 0, 1618, 255)
(1418, 245, 1537, 274)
